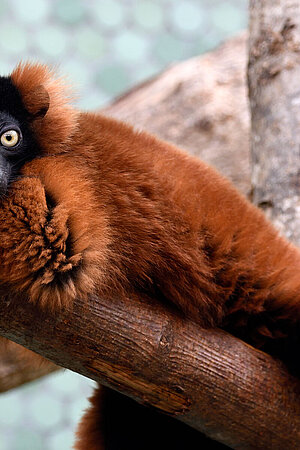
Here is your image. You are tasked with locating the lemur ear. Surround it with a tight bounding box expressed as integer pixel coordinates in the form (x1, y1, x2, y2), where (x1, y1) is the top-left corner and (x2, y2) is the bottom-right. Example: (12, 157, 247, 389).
(25, 84, 50, 119)
(11, 63, 78, 153)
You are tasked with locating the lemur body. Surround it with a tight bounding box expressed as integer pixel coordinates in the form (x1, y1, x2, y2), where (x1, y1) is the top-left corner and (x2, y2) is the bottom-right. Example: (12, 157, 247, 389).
(0, 64, 299, 449)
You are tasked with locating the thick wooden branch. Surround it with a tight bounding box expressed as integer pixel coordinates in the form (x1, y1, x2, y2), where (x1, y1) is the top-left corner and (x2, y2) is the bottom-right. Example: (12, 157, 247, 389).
(249, 0, 300, 244)
(104, 32, 251, 197)
(0, 295, 299, 449)
(0, 34, 251, 392)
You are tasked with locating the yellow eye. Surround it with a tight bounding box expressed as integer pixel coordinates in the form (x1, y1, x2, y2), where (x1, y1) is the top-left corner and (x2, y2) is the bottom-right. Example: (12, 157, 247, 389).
(0, 130, 20, 148)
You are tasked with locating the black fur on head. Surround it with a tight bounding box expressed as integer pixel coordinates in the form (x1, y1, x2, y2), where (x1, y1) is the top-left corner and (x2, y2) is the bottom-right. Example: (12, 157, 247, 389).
(0, 76, 42, 196)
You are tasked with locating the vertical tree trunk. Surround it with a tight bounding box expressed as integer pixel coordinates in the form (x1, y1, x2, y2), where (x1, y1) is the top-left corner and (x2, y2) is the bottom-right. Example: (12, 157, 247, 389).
(249, 0, 300, 244)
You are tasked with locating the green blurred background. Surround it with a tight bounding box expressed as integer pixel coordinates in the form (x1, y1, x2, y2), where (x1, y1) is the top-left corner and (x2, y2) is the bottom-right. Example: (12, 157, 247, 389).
(0, 0, 247, 449)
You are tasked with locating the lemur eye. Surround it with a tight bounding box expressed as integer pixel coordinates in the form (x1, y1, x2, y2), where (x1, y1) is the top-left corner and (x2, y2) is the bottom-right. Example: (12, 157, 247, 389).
(0, 130, 20, 148)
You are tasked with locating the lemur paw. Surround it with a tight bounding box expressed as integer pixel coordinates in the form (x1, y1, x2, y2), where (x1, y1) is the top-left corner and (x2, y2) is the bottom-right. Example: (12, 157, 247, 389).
(0, 178, 83, 311)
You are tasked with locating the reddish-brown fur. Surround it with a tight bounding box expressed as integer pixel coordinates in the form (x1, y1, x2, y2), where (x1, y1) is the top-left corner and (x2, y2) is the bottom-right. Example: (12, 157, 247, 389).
(0, 63, 300, 448)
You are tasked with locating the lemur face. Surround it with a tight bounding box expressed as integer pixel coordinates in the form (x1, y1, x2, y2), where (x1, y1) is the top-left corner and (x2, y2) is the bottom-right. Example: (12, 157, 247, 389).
(0, 77, 40, 196)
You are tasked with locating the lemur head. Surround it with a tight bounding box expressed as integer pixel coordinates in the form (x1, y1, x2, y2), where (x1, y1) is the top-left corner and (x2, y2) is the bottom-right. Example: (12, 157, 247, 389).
(0, 63, 78, 196)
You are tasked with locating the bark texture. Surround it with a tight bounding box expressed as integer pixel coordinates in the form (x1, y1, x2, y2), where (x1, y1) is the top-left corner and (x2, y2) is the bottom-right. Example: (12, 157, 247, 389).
(0, 294, 299, 449)
(249, 0, 300, 243)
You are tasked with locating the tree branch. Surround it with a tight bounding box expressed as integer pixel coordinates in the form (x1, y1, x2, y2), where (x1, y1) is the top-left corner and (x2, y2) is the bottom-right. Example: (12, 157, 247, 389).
(105, 32, 251, 197)
(0, 344, 57, 393)
(249, 0, 300, 243)
(0, 294, 299, 449)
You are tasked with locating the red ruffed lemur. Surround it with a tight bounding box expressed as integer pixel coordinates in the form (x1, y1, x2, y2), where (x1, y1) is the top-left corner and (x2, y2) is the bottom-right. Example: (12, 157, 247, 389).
(0, 63, 299, 449)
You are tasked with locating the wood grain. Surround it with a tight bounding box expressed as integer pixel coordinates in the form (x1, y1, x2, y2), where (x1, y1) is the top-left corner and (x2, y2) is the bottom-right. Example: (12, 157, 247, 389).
(0, 293, 299, 449)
